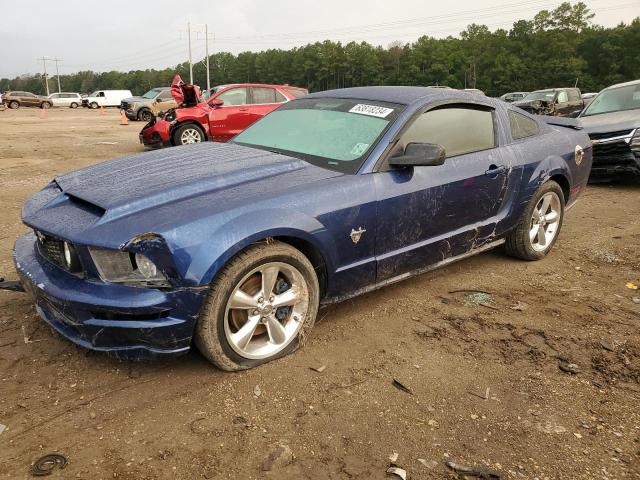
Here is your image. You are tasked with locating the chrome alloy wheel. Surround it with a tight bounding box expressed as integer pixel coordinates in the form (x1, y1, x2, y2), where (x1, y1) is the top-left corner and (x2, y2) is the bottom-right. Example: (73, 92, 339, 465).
(180, 128, 202, 144)
(529, 191, 561, 251)
(224, 262, 309, 360)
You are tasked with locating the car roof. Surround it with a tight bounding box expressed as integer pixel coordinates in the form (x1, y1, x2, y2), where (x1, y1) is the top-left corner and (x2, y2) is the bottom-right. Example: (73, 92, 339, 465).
(216, 83, 304, 89)
(603, 79, 640, 90)
(306, 86, 498, 107)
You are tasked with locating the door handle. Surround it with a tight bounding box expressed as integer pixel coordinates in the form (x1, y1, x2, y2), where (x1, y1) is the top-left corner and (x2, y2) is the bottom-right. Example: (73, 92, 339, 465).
(239, 108, 248, 112)
(485, 164, 508, 177)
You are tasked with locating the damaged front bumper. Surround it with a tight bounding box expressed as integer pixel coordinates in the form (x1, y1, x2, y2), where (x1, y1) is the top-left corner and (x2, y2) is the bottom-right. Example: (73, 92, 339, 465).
(139, 118, 172, 148)
(13, 232, 207, 359)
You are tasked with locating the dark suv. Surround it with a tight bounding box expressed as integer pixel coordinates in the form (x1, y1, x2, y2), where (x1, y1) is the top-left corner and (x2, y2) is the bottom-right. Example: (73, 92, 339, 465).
(2, 91, 52, 109)
(513, 88, 584, 116)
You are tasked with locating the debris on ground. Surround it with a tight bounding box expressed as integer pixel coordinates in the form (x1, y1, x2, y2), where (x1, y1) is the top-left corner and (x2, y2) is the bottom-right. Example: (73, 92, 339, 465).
(310, 364, 326, 373)
(418, 458, 438, 469)
(392, 379, 412, 395)
(462, 291, 493, 305)
(632, 297, 640, 304)
(468, 387, 490, 400)
(261, 444, 293, 471)
(95, 141, 118, 145)
(253, 385, 262, 398)
(0, 423, 6, 435)
(509, 301, 528, 311)
(599, 340, 615, 352)
(386, 466, 407, 479)
(558, 358, 580, 375)
(389, 452, 399, 463)
(21, 325, 32, 344)
(625, 282, 638, 290)
(0, 278, 25, 292)
(31, 453, 68, 476)
(446, 460, 502, 479)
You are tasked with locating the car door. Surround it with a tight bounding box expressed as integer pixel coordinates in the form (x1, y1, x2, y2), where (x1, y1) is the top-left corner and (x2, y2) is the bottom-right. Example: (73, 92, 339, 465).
(23, 92, 37, 107)
(374, 103, 511, 281)
(208, 87, 251, 142)
(554, 90, 570, 116)
(247, 87, 288, 125)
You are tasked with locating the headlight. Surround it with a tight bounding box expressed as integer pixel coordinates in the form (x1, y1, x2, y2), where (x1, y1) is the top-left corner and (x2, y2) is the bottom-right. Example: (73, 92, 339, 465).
(89, 247, 168, 286)
(631, 128, 640, 153)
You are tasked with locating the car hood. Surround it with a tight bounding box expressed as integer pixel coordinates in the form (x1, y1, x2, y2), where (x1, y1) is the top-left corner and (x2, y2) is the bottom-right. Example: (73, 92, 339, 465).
(579, 109, 640, 134)
(51, 143, 342, 223)
(122, 96, 149, 104)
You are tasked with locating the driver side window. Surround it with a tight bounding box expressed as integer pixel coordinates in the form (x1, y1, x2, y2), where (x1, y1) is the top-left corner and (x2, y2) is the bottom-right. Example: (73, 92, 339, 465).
(217, 88, 248, 106)
(397, 105, 496, 158)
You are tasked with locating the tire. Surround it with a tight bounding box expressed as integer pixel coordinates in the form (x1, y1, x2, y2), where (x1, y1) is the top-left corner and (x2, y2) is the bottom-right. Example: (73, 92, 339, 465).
(137, 109, 152, 122)
(173, 123, 204, 145)
(505, 181, 565, 261)
(41, 102, 51, 109)
(195, 241, 320, 371)
(90, 102, 99, 109)
(70, 102, 78, 109)
(9, 101, 19, 109)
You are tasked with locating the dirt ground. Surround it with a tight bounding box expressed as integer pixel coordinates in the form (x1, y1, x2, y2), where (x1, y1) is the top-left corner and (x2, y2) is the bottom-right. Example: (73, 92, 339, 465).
(0, 108, 638, 479)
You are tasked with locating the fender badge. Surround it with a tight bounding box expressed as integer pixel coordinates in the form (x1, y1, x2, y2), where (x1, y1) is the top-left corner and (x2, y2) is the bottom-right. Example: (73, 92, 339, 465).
(350, 227, 366, 244)
(575, 145, 584, 165)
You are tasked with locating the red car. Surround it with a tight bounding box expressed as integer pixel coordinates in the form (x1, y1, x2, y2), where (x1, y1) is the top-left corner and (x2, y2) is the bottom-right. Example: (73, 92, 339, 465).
(140, 77, 308, 148)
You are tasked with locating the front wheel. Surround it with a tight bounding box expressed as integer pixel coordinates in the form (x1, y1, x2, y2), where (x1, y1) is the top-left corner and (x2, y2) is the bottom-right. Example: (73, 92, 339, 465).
(41, 102, 51, 109)
(505, 181, 565, 260)
(89, 102, 99, 109)
(173, 124, 204, 145)
(195, 241, 320, 371)
(137, 109, 153, 122)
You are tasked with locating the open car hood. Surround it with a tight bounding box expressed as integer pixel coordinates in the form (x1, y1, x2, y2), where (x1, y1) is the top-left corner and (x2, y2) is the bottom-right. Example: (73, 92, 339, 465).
(171, 74, 201, 108)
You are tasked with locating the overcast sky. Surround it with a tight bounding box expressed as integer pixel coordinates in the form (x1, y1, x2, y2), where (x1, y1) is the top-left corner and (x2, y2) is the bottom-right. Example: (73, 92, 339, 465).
(1, 0, 637, 78)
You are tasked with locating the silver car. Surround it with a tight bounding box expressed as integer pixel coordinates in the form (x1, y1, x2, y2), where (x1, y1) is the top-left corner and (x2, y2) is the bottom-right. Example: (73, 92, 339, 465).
(48, 92, 82, 108)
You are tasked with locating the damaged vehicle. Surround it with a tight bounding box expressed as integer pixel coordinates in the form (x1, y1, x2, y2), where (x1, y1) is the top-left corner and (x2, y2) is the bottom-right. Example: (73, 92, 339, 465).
(579, 79, 640, 180)
(514, 88, 584, 117)
(139, 76, 308, 147)
(12, 87, 592, 370)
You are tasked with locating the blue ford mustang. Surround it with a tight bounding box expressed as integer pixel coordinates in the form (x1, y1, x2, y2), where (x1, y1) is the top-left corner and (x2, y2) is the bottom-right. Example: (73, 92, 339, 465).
(13, 87, 592, 370)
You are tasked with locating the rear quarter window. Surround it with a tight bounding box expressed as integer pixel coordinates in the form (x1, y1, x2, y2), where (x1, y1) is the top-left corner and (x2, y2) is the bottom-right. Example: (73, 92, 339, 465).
(285, 88, 308, 99)
(509, 110, 540, 140)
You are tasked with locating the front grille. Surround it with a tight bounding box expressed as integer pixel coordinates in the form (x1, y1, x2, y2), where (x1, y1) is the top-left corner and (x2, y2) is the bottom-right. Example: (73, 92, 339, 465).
(588, 129, 633, 141)
(591, 140, 637, 167)
(120, 101, 130, 110)
(35, 232, 83, 274)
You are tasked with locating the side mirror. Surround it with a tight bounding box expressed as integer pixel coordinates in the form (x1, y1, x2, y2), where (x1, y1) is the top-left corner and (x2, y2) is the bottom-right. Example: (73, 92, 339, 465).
(388, 143, 446, 168)
(209, 98, 224, 107)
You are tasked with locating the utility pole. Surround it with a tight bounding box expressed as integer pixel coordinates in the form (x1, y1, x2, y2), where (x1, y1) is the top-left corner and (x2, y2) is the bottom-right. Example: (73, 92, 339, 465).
(39, 57, 50, 96)
(53, 58, 62, 93)
(188, 21, 193, 84)
(205, 23, 210, 91)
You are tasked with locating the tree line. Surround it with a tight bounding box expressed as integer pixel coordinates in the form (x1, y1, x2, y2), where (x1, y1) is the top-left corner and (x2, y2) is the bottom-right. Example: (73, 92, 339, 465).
(1, 3, 638, 97)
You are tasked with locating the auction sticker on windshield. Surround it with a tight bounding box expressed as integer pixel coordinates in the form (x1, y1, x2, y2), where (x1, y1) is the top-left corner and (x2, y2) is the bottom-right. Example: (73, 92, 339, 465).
(349, 104, 394, 118)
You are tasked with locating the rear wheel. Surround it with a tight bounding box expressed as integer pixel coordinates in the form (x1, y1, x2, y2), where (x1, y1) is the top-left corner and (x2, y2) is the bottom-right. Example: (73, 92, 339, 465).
(505, 181, 565, 260)
(173, 124, 204, 145)
(41, 102, 51, 109)
(70, 102, 78, 109)
(195, 241, 319, 371)
(9, 101, 19, 109)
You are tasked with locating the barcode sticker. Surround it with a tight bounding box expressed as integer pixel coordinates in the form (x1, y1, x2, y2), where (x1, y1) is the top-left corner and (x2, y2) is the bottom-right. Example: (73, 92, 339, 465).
(349, 104, 394, 118)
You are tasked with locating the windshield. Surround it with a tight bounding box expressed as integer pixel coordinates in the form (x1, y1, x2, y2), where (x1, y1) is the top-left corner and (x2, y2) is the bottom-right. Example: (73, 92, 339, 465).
(523, 90, 555, 102)
(582, 84, 640, 116)
(142, 88, 161, 99)
(233, 98, 403, 174)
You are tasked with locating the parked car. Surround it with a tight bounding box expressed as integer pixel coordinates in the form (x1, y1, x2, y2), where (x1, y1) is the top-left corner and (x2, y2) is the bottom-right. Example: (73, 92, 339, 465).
(579, 79, 640, 179)
(48, 92, 82, 108)
(13, 86, 591, 369)
(82, 90, 133, 109)
(120, 87, 177, 122)
(581, 92, 598, 108)
(464, 88, 485, 95)
(140, 80, 308, 147)
(513, 88, 583, 116)
(2, 91, 52, 109)
(500, 92, 529, 103)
